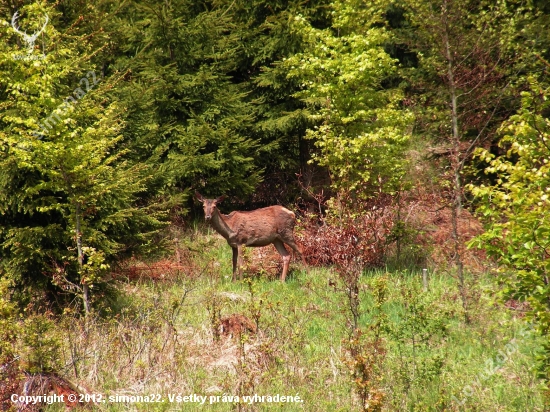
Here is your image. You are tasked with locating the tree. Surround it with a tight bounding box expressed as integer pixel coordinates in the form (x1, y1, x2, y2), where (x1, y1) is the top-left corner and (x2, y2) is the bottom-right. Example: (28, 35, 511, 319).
(230, 0, 332, 204)
(394, 0, 528, 320)
(470, 76, 550, 381)
(274, 0, 412, 203)
(0, 3, 162, 312)
(106, 0, 262, 201)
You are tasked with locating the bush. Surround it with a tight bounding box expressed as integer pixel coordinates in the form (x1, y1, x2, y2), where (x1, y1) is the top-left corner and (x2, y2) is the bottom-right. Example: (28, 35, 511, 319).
(296, 196, 394, 268)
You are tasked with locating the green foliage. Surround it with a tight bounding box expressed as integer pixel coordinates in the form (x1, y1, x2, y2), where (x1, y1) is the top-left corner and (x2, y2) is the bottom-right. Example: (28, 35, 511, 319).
(2, 278, 60, 375)
(384, 279, 450, 407)
(108, 0, 263, 198)
(344, 274, 388, 412)
(389, 0, 534, 193)
(470, 77, 550, 381)
(233, 0, 331, 199)
(280, 0, 411, 197)
(0, 277, 18, 365)
(18, 315, 61, 374)
(0, 0, 549, 405)
(391, 0, 538, 324)
(0, 3, 163, 308)
(31, 247, 544, 411)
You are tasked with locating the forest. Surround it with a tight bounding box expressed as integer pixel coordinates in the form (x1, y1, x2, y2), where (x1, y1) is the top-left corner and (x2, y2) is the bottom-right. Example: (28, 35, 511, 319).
(0, 0, 549, 410)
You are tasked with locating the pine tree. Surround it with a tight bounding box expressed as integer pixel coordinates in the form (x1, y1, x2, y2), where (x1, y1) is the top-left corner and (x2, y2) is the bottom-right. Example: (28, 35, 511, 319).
(106, 0, 262, 201)
(232, 0, 332, 203)
(0, 3, 162, 312)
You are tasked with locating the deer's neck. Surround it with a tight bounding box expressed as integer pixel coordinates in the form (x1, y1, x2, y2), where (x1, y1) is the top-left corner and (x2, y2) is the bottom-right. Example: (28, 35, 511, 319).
(210, 209, 235, 240)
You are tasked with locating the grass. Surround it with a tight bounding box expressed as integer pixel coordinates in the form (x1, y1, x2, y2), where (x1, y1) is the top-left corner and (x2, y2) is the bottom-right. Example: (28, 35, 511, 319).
(36, 229, 545, 411)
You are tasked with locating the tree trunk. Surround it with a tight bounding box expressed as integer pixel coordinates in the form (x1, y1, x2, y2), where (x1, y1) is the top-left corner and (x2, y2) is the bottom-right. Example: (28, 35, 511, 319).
(444, 8, 468, 322)
(75, 204, 90, 315)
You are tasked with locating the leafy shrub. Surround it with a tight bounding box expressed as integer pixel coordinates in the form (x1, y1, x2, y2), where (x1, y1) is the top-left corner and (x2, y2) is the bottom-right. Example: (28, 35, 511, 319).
(470, 78, 550, 382)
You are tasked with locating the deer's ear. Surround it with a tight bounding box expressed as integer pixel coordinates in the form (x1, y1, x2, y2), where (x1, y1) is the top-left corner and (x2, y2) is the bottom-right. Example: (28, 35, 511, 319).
(195, 192, 204, 202)
(215, 195, 227, 203)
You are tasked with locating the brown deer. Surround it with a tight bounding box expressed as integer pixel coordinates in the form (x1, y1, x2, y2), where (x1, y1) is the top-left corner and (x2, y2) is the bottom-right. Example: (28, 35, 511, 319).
(195, 192, 305, 281)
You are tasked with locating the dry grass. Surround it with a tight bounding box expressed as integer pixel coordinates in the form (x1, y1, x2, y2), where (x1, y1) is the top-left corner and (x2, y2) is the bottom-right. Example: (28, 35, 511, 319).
(112, 258, 193, 282)
(50, 293, 278, 407)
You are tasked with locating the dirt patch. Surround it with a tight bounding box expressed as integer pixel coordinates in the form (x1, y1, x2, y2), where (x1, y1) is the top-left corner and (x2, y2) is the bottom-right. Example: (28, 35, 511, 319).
(400, 190, 488, 273)
(112, 258, 190, 281)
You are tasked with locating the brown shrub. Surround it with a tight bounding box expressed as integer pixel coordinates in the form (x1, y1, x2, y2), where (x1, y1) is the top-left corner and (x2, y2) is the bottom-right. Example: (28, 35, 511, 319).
(394, 190, 487, 273)
(0, 357, 21, 411)
(296, 197, 395, 269)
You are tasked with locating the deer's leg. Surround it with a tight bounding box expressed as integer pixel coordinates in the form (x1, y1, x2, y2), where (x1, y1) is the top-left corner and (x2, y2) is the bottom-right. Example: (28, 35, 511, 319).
(237, 245, 244, 280)
(231, 246, 238, 282)
(283, 237, 306, 266)
(273, 239, 291, 282)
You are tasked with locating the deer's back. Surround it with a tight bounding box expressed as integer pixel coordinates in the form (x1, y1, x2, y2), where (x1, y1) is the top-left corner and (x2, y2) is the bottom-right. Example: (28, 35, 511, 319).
(224, 205, 296, 246)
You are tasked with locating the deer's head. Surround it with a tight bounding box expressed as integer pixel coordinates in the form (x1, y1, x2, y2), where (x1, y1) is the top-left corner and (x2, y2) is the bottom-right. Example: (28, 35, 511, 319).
(195, 192, 227, 221)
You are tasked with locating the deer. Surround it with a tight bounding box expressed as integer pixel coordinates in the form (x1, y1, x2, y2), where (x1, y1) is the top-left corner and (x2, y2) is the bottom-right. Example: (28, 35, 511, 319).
(195, 192, 305, 282)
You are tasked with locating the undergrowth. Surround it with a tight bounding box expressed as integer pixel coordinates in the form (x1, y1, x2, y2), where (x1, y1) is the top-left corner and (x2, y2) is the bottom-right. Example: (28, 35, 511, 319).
(3, 227, 545, 411)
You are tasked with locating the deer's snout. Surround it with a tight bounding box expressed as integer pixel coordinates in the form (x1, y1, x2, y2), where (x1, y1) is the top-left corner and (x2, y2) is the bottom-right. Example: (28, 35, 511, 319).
(205, 214, 212, 221)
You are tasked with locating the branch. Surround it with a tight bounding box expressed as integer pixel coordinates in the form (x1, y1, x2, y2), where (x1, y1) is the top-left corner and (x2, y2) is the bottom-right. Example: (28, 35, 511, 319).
(535, 54, 550, 71)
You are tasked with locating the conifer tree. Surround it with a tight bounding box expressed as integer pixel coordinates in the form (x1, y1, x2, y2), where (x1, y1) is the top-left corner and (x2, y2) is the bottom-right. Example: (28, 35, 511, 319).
(106, 0, 262, 200)
(0, 3, 162, 312)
